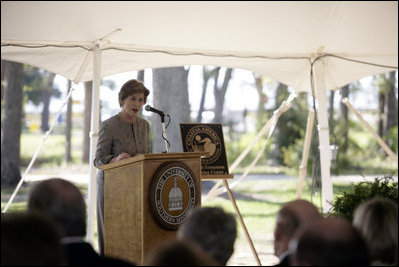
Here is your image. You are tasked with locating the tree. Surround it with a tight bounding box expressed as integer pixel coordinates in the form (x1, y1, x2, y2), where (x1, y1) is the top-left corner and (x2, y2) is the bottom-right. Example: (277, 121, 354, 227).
(376, 71, 398, 138)
(1, 60, 6, 99)
(40, 73, 56, 132)
(152, 67, 190, 152)
(339, 84, 349, 152)
(212, 67, 233, 123)
(23, 66, 59, 133)
(1, 61, 23, 188)
(273, 82, 308, 165)
(328, 90, 335, 124)
(383, 71, 397, 134)
(1, 60, 6, 135)
(197, 66, 218, 122)
(253, 73, 269, 131)
(137, 70, 145, 82)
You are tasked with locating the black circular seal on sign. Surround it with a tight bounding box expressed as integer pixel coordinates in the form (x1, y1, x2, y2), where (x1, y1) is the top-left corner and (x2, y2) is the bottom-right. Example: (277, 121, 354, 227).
(185, 125, 221, 164)
(148, 161, 199, 230)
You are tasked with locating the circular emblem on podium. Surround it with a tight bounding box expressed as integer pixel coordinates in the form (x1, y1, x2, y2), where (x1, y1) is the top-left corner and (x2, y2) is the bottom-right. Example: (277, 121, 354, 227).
(149, 161, 198, 230)
(185, 125, 221, 164)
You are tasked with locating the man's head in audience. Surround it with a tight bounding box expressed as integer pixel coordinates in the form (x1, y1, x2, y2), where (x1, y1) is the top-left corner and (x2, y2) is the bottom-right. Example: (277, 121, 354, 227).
(273, 199, 321, 258)
(1, 212, 63, 266)
(177, 206, 237, 265)
(289, 217, 369, 266)
(28, 178, 86, 238)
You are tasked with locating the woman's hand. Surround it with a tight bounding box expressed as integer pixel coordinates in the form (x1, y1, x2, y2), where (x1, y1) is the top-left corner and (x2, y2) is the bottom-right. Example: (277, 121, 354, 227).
(111, 152, 131, 162)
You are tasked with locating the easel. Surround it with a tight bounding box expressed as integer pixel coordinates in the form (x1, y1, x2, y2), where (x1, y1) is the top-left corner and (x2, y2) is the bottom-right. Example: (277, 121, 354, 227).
(180, 123, 262, 265)
(204, 174, 262, 266)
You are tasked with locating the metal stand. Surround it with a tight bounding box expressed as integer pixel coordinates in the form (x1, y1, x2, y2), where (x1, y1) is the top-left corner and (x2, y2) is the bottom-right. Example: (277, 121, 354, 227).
(223, 179, 262, 266)
(161, 115, 169, 153)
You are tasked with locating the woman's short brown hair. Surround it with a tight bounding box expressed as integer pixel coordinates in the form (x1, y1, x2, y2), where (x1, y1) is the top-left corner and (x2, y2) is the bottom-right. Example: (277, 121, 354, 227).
(118, 79, 150, 107)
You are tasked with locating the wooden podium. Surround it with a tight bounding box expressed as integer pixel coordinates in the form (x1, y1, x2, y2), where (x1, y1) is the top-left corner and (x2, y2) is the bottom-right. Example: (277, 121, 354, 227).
(98, 152, 203, 265)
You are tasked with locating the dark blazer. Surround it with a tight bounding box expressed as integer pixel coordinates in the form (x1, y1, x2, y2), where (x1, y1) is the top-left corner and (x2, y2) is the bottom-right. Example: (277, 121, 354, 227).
(63, 242, 135, 266)
(275, 252, 291, 266)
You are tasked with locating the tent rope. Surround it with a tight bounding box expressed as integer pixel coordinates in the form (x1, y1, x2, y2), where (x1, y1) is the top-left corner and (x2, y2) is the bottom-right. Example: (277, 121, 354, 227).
(204, 93, 296, 200)
(2, 41, 397, 70)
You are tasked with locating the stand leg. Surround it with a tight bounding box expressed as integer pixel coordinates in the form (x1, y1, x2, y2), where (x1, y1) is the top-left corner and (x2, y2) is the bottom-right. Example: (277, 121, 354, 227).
(223, 179, 262, 266)
(161, 120, 169, 153)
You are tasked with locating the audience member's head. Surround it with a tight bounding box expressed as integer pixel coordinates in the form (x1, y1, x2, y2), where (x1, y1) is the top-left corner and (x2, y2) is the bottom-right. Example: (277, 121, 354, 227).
(1, 212, 63, 266)
(144, 239, 218, 266)
(273, 199, 321, 258)
(27, 178, 86, 237)
(177, 206, 237, 265)
(353, 197, 398, 265)
(289, 217, 369, 266)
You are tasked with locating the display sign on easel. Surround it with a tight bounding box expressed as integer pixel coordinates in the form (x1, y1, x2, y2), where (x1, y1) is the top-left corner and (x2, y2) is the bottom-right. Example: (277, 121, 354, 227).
(180, 123, 232, 179)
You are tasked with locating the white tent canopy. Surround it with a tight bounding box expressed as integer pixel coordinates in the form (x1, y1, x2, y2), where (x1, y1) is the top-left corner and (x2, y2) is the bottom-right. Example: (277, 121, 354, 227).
(2, 1, 397, 88)
(2, 1, 398, 244)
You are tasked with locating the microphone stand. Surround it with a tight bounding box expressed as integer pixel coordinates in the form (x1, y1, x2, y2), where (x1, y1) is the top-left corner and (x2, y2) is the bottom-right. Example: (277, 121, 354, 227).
(160, 115, 169, 153)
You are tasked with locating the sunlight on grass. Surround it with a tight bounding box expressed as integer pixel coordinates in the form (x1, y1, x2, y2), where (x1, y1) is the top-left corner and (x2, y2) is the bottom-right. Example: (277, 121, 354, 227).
(20, 131, 82, 166)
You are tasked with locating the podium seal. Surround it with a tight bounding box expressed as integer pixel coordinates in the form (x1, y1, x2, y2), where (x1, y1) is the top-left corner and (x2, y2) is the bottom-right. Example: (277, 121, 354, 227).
(149, 161, 199, 230)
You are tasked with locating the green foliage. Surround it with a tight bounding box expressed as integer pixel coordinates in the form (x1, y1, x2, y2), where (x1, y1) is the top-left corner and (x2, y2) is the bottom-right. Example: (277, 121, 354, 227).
(274, 92, 308, 164)
(281, 114, 398, 176)
(224, 131, 271, 168)
(384, 126, 398, 153)
(281, 138, 303, 174)
(331, 176, 398, 221)
(23, 65, 61, 106)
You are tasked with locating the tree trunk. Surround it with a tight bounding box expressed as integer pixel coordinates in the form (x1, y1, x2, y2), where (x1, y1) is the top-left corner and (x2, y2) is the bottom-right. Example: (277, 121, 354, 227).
(82, 81, 92, 163)
(197, 67, 213, 122)
(1, 61, 23, 188)
(339, 85, 349, 152)
(65, 80, 72, 163)
(152, 67, 190, 153)
(1, 60, 6, 100)
(40, 73, 56, 132)
(384, 71, 398, 134)
(137, 70, 145, 82)
(253, 73, 268, 131)
(1, 60, 6, 138)
(328, 90, 335, 124)
(213, 68, 233, 123)
(275, 82, 289, 107)
(378, 77, 385, 137)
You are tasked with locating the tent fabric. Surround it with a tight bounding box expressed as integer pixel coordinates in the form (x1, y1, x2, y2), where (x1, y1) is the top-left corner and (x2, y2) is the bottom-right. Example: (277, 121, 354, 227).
(2, 1, 397, 92)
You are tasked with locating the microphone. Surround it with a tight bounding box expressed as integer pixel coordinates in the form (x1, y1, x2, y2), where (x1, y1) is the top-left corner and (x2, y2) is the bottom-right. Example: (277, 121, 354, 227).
(145, 105, 168, 116)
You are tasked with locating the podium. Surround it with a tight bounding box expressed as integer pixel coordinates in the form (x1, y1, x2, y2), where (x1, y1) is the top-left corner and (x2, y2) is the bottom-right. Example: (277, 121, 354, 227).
(98, 152, 203, 265)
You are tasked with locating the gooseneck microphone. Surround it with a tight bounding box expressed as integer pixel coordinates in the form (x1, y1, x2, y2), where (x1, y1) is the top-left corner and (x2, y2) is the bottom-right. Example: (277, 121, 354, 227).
(144, 105, 168, 116)
(145, 105, 170, 152)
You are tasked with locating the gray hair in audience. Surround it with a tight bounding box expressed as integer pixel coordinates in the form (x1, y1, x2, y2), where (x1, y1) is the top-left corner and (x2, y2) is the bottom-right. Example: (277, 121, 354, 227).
(353, 197, 398, 265)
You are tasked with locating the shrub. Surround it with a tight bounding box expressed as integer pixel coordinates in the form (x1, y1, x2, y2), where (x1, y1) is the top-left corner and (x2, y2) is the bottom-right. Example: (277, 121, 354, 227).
(330, 176, 398, 221)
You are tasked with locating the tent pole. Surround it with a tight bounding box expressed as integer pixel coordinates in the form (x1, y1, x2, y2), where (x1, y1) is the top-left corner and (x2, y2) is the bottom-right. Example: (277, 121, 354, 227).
(313, 60, 333, 213)
(86, 44, 101, 245)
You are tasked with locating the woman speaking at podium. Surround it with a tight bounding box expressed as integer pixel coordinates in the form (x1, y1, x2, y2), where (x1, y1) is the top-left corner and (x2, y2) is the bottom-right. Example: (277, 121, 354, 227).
(94, 79, 151, 255)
